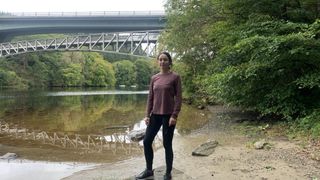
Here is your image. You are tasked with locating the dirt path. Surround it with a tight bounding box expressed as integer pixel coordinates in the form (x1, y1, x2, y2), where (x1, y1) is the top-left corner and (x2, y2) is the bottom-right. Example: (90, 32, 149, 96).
(64, 106, 320, 180)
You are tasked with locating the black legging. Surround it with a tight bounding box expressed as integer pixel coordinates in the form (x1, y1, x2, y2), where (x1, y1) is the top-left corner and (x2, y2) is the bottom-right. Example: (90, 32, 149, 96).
(143, 114, 175, 174)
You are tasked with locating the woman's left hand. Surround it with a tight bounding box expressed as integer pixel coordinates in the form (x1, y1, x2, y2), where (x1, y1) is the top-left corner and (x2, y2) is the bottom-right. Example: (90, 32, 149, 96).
(169, 117, 177, 127)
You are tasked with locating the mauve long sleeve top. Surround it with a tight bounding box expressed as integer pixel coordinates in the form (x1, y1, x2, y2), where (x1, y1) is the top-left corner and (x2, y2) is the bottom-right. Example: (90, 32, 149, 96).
(146, 72, 182, 119)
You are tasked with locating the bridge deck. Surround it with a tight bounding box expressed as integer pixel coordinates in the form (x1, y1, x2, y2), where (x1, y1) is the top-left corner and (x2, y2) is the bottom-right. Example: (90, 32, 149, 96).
(0, 11, 166, 42)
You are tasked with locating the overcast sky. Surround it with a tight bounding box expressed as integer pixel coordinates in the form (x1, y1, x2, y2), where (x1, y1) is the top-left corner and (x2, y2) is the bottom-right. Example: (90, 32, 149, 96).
(0, 0, 166, 12)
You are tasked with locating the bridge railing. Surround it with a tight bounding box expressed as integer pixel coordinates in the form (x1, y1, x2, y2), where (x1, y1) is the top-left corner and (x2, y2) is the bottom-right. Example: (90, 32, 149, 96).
(0, 31, 160, 57)
(0, 11, 165, 17)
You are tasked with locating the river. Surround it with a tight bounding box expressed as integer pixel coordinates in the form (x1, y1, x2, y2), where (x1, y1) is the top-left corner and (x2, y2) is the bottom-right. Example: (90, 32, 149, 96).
(0, 88, 209, 179)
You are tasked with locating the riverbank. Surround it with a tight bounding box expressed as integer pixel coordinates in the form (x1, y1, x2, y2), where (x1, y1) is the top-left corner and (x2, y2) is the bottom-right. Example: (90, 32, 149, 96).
(64, 105, 320, 180)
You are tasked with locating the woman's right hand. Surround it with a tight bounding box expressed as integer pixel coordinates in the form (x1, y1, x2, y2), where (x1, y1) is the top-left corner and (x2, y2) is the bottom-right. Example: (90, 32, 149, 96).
(144, 117, 150, 126)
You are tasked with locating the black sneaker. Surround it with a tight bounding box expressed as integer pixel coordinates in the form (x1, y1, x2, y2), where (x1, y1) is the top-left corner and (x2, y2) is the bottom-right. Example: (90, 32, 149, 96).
(135, 169, 154, 179)
(163, 173, 172, 180)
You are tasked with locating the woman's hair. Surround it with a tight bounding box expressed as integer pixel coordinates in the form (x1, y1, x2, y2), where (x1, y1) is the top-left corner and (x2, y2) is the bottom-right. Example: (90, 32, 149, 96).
(157, 51, 172, 66)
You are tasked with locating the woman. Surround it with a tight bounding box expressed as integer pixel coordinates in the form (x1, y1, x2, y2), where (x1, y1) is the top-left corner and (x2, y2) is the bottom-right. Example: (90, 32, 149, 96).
(136, 52, 182, 180)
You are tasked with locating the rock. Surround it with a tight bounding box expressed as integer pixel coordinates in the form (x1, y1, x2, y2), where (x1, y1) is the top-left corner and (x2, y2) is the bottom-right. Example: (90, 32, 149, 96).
(254, 140, 267, 149)
(192, 140, 219, 156)
(311, 152, 320, 161)
(197, 105, 205, 110)
(0, 152, 18, 160)
(127, 129, 146, 142)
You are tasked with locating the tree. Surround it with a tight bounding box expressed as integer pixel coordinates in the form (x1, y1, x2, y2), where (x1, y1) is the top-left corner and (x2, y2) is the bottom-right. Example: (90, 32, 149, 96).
(134, 59, 153, 86)
(83, 53, 115, 87)
(112, 60, 137, 86)
(60, 64, 83, 86)
(0, 68, 24, 87)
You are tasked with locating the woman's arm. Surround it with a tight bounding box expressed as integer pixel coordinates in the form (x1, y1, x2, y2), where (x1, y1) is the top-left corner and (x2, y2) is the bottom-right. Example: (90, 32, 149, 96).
(146, 77, 154, 118)
(171, 75, 182, 119)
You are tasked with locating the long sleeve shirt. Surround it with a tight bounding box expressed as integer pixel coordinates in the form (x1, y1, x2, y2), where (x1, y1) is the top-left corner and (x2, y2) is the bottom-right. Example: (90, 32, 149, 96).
(146, 72, 182, 119)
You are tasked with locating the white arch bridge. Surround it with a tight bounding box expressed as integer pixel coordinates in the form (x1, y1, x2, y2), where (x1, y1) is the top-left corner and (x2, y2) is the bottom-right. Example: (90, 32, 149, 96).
(0, 30, 160, 58)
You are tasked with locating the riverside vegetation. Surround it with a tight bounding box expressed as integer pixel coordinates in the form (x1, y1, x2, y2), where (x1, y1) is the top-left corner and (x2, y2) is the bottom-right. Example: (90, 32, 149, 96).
(0, 51, 158, 88)
(159, 0, 320, 139)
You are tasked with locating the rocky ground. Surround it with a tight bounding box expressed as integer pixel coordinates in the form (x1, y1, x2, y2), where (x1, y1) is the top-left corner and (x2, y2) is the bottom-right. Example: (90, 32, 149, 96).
(64, 105, 320, 180)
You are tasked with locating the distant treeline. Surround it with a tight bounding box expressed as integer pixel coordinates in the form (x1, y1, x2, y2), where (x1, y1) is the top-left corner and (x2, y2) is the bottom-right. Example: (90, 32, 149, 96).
(0, 51, 158, 88)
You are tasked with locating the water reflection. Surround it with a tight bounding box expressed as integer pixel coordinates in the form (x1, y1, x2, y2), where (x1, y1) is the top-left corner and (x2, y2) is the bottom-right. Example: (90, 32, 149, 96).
(0, 92, 146, 133)
(1, 121, 143, 153)
(0, 89, 209, 163)
(46, 90, 148, 96)
(0, 159, 92, 180)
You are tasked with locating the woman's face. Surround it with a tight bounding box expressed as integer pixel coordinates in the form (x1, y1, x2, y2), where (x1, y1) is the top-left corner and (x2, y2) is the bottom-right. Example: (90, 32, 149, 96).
(158, 53, 170, 70)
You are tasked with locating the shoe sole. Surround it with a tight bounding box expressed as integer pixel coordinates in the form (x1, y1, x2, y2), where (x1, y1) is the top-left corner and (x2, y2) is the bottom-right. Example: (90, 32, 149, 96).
(135, 175, 154, 180)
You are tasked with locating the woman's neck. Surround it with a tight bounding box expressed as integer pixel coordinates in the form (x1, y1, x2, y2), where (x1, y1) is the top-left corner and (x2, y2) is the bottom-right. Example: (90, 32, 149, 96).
(160, 69, 170, 74)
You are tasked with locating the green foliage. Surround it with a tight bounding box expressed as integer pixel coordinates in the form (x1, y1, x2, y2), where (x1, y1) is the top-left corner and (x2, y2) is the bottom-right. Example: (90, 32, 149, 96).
(60, 64, 83, 86)
(0, 51, 117, 88)
(83, 53, 115, 87)
(172, 61, 188, 82)
(172, 61, 196, 100)
(27, 54, 50, 87)
(163, 0, 320, 135)
(219, 0, 320, 23)
(0, 68, 24, 87)
(206, 21, 320, 119)
(0, 50, 157, 88)
(134, 59, 153, 86)
(298, 109, 320, 137)
(42, 52, 69, 86)
(161, 0, 217, 74)
(102, 53, 143, 63)
(0, 53, 52, 87)
(150, 59, 160, 75)
(112, 60, 137, 86)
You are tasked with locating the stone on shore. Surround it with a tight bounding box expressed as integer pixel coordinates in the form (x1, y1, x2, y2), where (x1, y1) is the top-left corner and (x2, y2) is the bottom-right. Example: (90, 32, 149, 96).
(254, 140, 267, 149)
(192, 140, 219, 156)
(127, 129, 146, 142)
(0, 152, 18, 160)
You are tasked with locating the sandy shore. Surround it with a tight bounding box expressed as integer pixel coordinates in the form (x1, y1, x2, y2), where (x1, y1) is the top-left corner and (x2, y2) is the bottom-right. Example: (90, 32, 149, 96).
(64, 106, 320, 180)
